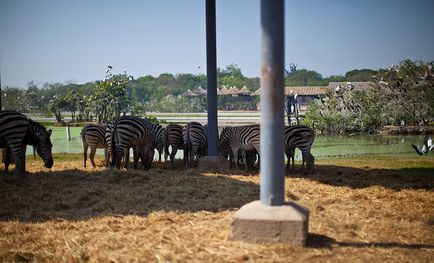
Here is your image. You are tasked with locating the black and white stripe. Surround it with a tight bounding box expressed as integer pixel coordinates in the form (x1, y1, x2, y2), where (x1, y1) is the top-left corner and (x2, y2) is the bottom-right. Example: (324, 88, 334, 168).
(218, 124, 260, 170)
(0, 111, 53, 175)
(184, 121, 207, 167)
(284, 125, 315, 173)
(164, 123, 185, 167)
(81, 124, 110, 168)
(151, 123, 165, 163)
(111, 116, 155, 170)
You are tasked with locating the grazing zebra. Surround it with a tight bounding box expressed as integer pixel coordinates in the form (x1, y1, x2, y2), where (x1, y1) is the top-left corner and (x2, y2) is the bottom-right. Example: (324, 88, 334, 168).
(164, 123, 185, 167)
(0, 111, 54, 175)
(111, 116, 155, 170)
(151, 123, 165, 163)
(284, 125, 315, 173)
(218, 124, 260, 170)
(81, 124, 110, 168)
(184, 121, 208, 168)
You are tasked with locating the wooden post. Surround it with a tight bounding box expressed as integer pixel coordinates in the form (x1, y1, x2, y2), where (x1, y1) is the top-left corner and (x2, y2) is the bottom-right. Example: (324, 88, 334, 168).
(66, 125, 71, 141)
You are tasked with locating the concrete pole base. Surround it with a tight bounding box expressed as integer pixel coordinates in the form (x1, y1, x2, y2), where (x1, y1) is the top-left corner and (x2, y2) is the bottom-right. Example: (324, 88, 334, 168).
(232, 200, 309, 245)
(197, 155, 230, 172)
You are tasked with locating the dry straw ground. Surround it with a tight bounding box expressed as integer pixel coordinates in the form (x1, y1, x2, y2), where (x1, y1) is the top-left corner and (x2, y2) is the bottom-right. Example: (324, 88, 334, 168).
(0, 154, 433, 262)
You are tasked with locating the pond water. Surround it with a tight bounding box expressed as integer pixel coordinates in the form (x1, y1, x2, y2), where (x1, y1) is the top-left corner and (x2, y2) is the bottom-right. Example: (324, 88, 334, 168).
(29, 126, 428, 160)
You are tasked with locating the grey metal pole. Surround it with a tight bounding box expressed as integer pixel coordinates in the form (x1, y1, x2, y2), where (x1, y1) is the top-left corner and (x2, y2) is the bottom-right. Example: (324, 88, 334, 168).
(260, 0, 285, 206)
(206, 0, 218, 156)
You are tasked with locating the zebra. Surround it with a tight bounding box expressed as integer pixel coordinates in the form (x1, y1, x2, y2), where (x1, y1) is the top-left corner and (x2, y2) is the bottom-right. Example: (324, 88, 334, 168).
(80, 124, 110, 168)
(111, 116, 155, 170)
(0, 111, 54, 175)
(284, 125, 315, 173)
(218, 124, 260, 170)
(184, 121, 207, 168)
(151, 122, 165, 163)
(164, 123, 185, 167)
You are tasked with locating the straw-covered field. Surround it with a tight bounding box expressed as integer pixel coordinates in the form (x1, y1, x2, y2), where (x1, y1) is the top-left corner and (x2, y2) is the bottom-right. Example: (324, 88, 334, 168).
(1, 154, 433, 262)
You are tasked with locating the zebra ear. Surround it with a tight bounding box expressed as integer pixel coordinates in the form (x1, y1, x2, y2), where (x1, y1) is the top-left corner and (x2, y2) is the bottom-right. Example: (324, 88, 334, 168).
(48, 129, 52, 136)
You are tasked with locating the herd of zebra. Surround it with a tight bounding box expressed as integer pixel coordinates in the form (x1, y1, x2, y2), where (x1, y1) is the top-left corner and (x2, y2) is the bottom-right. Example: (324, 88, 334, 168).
(0, 110, 316, 175)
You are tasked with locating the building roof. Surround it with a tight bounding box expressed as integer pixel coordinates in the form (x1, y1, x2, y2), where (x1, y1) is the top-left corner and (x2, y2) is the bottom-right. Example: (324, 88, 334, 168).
(285, 86, 327, 96)
(238, 85, 251, 95)
(252, 86, 327, 96)
(191, 86, 207, 95)
(220, 86, 228, 94)
(180, 89, 201, 97)
(226, 86, 240, 96)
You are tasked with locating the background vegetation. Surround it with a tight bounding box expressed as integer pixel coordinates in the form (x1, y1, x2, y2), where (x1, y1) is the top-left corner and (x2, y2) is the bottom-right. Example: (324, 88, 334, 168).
(2, 60, 433, 133)
(302, 60, 434, 134)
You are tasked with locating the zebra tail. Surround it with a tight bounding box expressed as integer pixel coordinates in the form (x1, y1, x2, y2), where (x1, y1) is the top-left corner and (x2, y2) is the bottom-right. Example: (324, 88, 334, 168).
(163, 129, 169, 160)
(111, 125, 117, 168)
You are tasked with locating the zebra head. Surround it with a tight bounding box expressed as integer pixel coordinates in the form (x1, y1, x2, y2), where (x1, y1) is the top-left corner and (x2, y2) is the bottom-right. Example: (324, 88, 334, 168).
(29, 120, 54, 168)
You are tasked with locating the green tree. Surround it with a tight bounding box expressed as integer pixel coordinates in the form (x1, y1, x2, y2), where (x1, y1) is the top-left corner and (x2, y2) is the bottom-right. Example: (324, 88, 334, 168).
(93, 73, 132, 124)
(285, 69, 325, 86)
(345, 69, 376, 82)
(48, 95, 66, 123)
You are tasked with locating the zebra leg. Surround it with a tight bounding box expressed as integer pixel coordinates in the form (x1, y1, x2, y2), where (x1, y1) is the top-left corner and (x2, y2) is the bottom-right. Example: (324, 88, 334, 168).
(4, 146, 12, 173)
(89, 147, 97, 168)
(170, 147, 178, 168)
(307, 154, 315, 174)
(285, 149, 290, 170)
(291, 148, 296, 170)
(133, 146, 140, 169)
(164, 144, 170, 162)
(233, 148, 240, 170)
(104, 148, 110, 168)
(184, 145, 189, 169)
(143, 144, 154, 170)
(124, 147, 131, 169)
(83, 142, 89, 169)
(191, 145, 198, 163)
(11, 145, 26, 176)
(300, 153, 306, 172)
(241, 150, 248, 171)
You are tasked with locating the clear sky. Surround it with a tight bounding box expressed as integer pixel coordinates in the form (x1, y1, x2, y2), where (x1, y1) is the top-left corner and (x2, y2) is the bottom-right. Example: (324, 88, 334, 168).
(1, 0, 433, 88)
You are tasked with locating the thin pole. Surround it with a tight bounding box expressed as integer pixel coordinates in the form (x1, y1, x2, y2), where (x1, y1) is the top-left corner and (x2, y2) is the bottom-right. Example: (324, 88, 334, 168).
(206, 0, 218, 156)
(260, 0, 285, 206)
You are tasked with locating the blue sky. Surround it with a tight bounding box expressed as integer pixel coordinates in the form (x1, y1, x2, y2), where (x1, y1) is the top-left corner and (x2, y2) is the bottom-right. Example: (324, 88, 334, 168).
(1, 0, 433, 88)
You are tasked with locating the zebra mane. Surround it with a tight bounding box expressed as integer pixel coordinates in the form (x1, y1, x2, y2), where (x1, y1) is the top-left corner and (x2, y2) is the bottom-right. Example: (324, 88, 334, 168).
(26, 118, 52, 146)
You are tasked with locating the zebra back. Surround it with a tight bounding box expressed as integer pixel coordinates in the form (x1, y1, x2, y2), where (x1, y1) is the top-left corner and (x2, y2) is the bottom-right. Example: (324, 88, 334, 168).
(218, 124, 260, 169)
(219, 124, 260, 154)
(284, 125, 315, 151)
(185, 121, 208, 163)
(81, 124, 108, 149)
(164, 124, 184, 159)
(151, 123, 165, 153)
(111, 116, 154, 169)
(0, 111, 54, 173)
(284, 125, 315, 172)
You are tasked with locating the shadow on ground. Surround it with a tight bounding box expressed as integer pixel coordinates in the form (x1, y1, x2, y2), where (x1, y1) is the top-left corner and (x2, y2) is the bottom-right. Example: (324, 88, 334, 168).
(0, 167, 259, 222)
(288, 164, 434, 190)
(308, 233, 434, 249)
(1, 158, 433, 223)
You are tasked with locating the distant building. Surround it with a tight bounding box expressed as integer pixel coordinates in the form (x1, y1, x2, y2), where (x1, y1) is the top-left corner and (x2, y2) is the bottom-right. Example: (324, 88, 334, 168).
(181, 85, 253, 97)
(253, 86, 327, 112)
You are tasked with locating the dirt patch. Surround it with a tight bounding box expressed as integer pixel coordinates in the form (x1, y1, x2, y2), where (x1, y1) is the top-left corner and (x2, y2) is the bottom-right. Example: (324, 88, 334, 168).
(0, 155, 433, 262)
